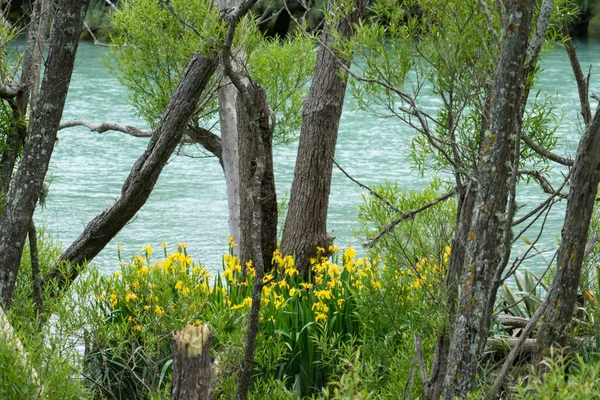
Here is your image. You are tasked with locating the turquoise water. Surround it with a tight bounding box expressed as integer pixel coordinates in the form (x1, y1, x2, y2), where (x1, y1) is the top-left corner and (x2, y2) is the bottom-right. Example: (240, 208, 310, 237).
(35, 40, 600, 274)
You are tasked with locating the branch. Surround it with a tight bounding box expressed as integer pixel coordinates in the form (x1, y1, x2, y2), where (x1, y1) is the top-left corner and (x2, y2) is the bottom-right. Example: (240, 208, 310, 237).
(161, 0, 202, 37)
(563, 27, 592, 124)
(220, 1, 260, 104)
(518, 169, 567, 198)
(0, 83, 20, 98)
(584, 233, 600, 259)
(488, 301, 547, 398)
(414, 333, 428, 388)
(521, 133, 573, 166)
(59, 119, 223, 163)
(365, 188, 456, 248)
(526, 0, 554, 68)
(332, 158, 401, 214)
(476, 0, 500, 47)
(104, 0, 117, 11)
(59, 119, 152, 136)
(83, 22, 109, 48)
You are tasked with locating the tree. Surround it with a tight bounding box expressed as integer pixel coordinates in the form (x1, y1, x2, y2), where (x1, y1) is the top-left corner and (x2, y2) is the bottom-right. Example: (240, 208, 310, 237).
(346, 0, 564, 397)
(59, 0, 315, 272)
(281, 0, 367, 273)
(0, 0, 90, 307)
(44, 1, 265, 295)
(537, 36, 600, 358)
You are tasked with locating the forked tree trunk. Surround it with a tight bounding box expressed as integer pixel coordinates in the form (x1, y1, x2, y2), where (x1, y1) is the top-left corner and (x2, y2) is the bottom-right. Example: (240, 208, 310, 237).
(441, 2, 534, 398)
(219, 0, 277, 269)
(171, 324, 213, 400)
(234, 84, 277, 271)
(537, 107, 600, 357)
(44, 52, 218, 294)
(281, 0, 366, 273)
(0, 0, 89, 307)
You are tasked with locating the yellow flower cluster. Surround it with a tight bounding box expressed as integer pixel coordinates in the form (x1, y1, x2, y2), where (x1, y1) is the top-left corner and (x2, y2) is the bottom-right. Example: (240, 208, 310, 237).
(96, 243, 213, 333)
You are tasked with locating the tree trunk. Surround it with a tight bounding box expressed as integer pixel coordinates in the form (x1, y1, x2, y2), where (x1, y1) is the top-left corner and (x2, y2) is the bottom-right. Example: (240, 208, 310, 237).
(235, 84, 270, 400)
(537, 108, 600, 357)
(171, 324, 213, 400)
(281, 0, 366, 274)
(234, 85, 277, 271)
(0, 0, 89, 307)
(441, 2, 534, 398)
(44, 52, 218, 294)
(425, 186, 475, 400)
(218, 0, 277, 270)
(0, 0, 52, 194)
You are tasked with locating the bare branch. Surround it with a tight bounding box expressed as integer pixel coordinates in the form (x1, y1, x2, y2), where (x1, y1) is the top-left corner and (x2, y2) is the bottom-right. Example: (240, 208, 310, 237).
(489, 301, 547, 398)
(476, 0, 500, 46)
(160, 0, 202, 37)
(59, 119, 223, 163)
(563, 28, 592, 124)
(0, 83, 20, 98)
(518, 169, 567, 198)
(83, 22, 109, 48)
(526, 0, 554, 67)
(59, 119, 152, 136)
(365, 188, 456, 248)
(584, 233, 600, 259)
(333, 158, 401, 214)
(104, 0, 117, 11)
(512, 171, 570, 226)
(521, 133, 573, 166)
(414, 332, 429, 388)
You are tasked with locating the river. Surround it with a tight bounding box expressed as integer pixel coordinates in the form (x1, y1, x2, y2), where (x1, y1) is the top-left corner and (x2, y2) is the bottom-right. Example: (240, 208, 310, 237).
(34, 38, 600, 275)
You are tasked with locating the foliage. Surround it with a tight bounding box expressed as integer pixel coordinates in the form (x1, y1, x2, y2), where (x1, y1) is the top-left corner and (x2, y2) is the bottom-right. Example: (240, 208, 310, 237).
(514, 351, 600, 399)
(358, 177, 455, 276)
(83, 236, 448, 398)
(349, 0, 566, 178)
(3, 230, 89, 399)
(109, 0, 315, 144)
(499, 269, 547, 319)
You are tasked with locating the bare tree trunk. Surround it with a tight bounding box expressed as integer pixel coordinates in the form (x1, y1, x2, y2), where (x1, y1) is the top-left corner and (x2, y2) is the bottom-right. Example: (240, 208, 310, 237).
(235, 85, 270, 400)
(537, 108, 600, 357)
(171, 324, 213, 400)
(43, 52, 218, 295)
(234, 87, 277, 271)
(218, 0, 277, 270)
(0, 0, 89, 307)
(440, 2, 534, 398)
(281, 0, 366, 274)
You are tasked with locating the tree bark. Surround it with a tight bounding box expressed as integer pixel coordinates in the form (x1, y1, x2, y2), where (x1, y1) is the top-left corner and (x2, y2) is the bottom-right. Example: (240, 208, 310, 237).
(537, 108, 600, 358)
(441, 2, 534, 398)
(44, 52, 218, 294)
(234, 86, 277, 271)
(219, 0, 277, 270)
(0, 0, 52, 194)
(28, 222, 43, 319)
(0, 0, 89, 307)
(171, 324, 213, 400)
(281, 0, 366, 274)
(425, 186, 475, 400)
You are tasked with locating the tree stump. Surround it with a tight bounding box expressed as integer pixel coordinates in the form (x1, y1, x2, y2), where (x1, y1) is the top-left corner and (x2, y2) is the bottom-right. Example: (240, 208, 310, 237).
(171, 324, 212, 400)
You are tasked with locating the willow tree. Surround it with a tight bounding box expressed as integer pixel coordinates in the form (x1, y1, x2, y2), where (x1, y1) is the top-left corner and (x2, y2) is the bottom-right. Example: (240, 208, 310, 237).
(349, 0, 571, 397)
